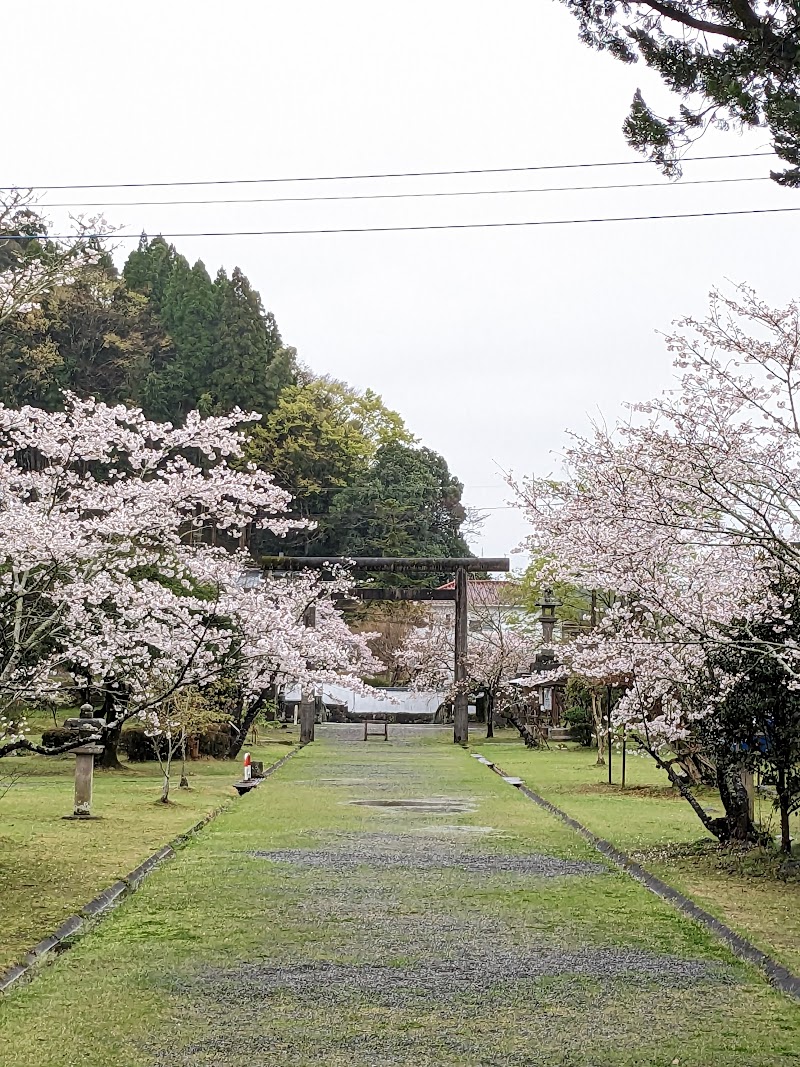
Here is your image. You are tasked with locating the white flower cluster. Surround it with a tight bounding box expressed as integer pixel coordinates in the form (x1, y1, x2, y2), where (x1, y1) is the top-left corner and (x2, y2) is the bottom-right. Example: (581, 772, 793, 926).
(512, 285, 800, 744)
(0, 395, 378, 755)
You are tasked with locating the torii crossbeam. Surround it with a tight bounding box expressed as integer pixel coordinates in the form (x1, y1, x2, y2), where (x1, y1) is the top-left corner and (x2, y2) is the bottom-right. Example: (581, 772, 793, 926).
(259, 556, 511, 743)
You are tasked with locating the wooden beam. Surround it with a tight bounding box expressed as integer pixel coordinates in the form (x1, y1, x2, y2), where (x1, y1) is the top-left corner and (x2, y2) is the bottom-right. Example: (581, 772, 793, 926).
(337, 588, 456, 602)
(260, 556, 510, 574)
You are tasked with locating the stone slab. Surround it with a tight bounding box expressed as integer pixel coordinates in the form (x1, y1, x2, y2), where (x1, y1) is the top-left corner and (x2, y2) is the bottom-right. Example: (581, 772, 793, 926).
(26, 914, 84, 961)
(81, 880, 129, 918)
(124, 845, 175, 888)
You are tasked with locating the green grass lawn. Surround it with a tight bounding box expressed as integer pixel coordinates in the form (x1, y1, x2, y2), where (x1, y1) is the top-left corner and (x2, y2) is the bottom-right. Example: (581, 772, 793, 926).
(0, 734, 798, 1066)
(472, 734, 800, 976)
(0, 729, 298, 972)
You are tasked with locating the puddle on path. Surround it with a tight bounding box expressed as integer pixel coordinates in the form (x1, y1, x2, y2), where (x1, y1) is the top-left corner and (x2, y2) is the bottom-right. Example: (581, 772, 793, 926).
(349, 797, 475, 813)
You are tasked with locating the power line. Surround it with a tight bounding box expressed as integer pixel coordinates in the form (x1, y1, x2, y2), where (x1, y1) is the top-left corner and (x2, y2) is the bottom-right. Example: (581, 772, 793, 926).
(5, 151, 776, 191)
(36, 174, 770, 209)
(18, 204, 800, 241)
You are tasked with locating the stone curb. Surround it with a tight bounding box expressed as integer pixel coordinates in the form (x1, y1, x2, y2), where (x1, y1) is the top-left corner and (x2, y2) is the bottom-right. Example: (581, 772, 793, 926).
(480, 755, 800, 1003)
(0, 746, 300, 996)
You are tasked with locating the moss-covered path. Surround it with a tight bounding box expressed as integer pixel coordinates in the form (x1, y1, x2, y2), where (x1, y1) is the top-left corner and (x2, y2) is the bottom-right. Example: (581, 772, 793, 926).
(2, 731, 799, 1066)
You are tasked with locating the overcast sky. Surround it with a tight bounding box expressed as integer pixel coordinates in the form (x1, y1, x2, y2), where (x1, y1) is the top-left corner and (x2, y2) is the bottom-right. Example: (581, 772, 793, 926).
(7, 1, 797, 569)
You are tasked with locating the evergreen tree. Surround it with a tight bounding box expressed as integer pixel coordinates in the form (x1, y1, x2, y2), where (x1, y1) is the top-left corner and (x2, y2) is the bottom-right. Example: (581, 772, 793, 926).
(157, 256, 218, 418)
(210, 267, 296, 415)
(557, 0, 800, 184)
(122, 235, 177, 312)
(327, 441, 471, 581)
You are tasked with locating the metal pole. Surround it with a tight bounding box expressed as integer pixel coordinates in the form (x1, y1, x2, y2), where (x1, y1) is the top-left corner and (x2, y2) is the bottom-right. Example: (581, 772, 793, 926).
(453, 566, 469, 743)
(621, 729, 626, 789)
(606, 684, 612, 785)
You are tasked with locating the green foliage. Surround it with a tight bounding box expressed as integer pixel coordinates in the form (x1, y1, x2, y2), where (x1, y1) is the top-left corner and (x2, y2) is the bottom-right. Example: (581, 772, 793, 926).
(564, 677, 593, 746)
(0, 259, 174, 412)
(122, 724, 233, 761)
(518, 554, 592, 624)
(0, 215, 472, 561)
(211, 267, 296, 417)
(246, 378, 442, 559)
(703, 578, 800, 851)
(327, 440, 470, 572)
(122, 236, 297, 422)
(39, 727, 74, 749)
(559, 0, 800, 185)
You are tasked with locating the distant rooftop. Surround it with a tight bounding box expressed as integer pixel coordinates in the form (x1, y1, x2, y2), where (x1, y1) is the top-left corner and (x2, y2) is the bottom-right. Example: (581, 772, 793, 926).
(436, 579, 518, 607)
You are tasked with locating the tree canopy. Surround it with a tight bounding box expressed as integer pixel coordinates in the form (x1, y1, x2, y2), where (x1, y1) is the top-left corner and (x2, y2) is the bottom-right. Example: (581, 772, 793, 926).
(0, 205, 472, 564)
(558, 0, 800, 185)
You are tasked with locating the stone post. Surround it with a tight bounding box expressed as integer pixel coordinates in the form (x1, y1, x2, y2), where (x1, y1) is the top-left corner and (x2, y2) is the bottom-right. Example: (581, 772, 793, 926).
(740, 767, 755, 823)
(62, 703, 105, 820)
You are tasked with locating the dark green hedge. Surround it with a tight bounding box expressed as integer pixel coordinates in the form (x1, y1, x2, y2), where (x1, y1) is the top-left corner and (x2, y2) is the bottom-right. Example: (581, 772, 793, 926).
(124, 725, 234, 761)
(41, 727, 79, 749)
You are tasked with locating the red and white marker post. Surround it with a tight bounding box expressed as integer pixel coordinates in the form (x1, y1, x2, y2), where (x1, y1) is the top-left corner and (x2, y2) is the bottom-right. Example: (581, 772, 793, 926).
(243, 751, 252, 782)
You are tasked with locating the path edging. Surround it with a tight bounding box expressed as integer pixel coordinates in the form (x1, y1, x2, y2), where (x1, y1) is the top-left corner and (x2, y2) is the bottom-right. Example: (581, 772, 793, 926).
(0, 746, 300, 996)
(476, 754, 800, 1002)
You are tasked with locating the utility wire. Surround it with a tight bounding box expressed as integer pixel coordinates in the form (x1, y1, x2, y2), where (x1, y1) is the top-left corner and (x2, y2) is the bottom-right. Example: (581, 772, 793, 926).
(35, 174, 770, 209)
(19, 204, 800, 240)
(6, 151, 776, 191)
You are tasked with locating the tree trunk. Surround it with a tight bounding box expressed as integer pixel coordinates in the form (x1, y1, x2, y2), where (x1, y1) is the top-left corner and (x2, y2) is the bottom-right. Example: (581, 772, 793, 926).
(646, 744, 729, 840)
(716, 760, 759, 843)
(777, 767, 792, 854)
(475, 694, 486, 724)
(505, 702, 538, 749)
(227, 688, 271, 759)
(179, 731, 189, 789)
(486, 693, 494, 739)
(97, 720, 124, 769)
(156, 740, 172, 803)
(591, 690, 605, 765)
(96, 679, 127, 770)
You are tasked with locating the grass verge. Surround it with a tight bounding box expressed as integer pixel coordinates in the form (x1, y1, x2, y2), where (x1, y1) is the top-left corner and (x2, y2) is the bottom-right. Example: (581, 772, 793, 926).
(472, 735, 800, 975)
(0, 731, 298, 972)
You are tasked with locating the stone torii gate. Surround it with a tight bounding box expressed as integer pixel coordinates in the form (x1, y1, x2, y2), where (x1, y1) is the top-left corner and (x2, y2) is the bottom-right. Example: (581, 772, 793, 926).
(260, 556, 510, 743)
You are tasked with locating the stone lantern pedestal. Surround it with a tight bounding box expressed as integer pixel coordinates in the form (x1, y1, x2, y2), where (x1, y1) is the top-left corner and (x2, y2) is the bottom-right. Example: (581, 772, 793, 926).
(62, 704, 105, 820)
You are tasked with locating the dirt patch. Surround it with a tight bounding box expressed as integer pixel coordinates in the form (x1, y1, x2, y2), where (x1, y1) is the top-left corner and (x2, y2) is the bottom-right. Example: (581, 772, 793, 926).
(572, 783, 684, 800)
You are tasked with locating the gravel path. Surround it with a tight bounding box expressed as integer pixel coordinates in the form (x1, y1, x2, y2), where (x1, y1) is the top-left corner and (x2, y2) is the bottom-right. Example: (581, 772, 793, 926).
(144, 736, 750, 1066)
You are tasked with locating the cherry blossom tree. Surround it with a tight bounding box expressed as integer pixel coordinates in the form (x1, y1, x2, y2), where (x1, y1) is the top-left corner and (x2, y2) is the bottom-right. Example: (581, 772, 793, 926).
(219, 566, 381, 758)
(399, 602, 532, 737)
(513, 286, 800, 849)
(0, 189, 107, 324)
(0, 394, 298, 759)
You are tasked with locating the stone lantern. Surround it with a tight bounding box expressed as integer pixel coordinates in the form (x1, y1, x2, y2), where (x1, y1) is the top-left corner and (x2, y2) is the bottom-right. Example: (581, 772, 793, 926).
(536, 588, 560, 647)
(534, 589, 562, 727)
(62, 703, 105, 819)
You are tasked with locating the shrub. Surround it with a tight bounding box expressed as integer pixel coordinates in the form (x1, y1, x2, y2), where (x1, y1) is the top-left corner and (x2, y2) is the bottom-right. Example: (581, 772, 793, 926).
(124, 727, 170, 762)
(123, 724, 235, 761)
(564, 678, 594, 746)
(41, 727, 79, 749)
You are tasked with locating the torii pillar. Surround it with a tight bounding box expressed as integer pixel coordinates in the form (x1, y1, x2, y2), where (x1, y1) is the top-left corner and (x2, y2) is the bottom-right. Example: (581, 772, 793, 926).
(453, 565, 470, 743)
